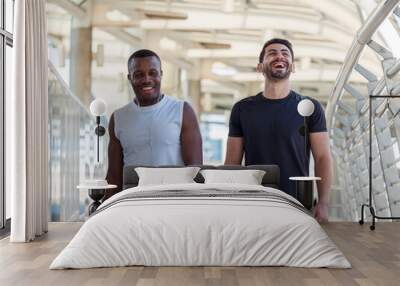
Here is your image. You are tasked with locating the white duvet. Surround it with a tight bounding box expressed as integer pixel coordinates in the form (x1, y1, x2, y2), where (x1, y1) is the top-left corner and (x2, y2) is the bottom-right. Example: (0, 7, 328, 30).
(50, 183, 351, 269)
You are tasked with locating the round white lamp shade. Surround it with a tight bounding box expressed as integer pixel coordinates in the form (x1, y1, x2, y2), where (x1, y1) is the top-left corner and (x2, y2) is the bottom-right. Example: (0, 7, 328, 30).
(90, 98, 107, 116)
(297, 99, 315, 117)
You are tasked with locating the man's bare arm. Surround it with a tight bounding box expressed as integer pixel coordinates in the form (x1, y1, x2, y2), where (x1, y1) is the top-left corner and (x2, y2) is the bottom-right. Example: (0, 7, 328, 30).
(224, 137, 244, 165)
(104, 114, 123, 201)
(309, 131, 332, 222)
(180, 102, 203, 165)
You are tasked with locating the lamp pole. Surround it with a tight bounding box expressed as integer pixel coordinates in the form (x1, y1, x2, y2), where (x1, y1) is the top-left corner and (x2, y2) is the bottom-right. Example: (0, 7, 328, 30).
(304, 116, 308, 175)
(96, 116, 100, 163)
(297, 98, 314, 176)
(90, 98, 107, 164)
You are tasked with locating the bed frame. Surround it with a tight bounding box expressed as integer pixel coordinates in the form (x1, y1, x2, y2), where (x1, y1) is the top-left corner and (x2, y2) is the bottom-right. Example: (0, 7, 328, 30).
(122, 165, 280, 190)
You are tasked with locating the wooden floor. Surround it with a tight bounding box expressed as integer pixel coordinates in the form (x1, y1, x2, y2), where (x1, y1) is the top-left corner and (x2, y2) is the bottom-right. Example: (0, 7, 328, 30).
(0, 222, 399, 286)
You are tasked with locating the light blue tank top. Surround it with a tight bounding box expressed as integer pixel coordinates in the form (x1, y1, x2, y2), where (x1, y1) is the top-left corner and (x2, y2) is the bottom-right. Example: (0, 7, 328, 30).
(114, 95, 184, 166)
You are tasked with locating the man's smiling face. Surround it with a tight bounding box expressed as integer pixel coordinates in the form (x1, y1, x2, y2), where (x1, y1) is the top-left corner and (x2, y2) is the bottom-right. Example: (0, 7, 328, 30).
(129, 56, 162, 105)
(261, 43, 293, 81)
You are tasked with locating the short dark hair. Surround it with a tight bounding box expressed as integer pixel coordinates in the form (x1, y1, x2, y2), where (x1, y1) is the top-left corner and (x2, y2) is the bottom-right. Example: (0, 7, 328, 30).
(127, 49, 162, 72)
(259, 38, 294, 63)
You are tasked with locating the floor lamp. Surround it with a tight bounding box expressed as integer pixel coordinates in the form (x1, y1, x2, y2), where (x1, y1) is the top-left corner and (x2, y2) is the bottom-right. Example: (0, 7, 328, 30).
(297, 99, 315, 173)
(89, 98, 107, 164)
(289, 99, 320, 210)
(78, 98, 115, 215)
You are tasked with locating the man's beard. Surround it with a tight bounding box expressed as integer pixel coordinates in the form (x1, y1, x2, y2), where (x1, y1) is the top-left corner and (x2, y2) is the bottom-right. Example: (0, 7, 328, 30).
(264, 65, 291, 81)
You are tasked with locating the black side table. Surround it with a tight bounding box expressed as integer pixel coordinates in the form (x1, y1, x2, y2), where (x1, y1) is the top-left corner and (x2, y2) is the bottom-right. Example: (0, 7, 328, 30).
(77, 184, 117, 215)
(289, 177, 321, 210)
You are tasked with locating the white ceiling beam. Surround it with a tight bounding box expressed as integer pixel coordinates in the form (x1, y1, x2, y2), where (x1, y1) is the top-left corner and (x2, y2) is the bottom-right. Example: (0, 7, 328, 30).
(92, 2, 143, 27)
(144, 31, 195, 70)
(114, 0, 318, 16)
(170, 30, 268, 44)
(95, 30, 193, 72)
(137, 12, 353, 44)
(201, 80, 241, 95)
(186, 45, 380, 74)
(219, 59, 253, 73)
(202, 77, 246, 92)
(222, 0, 235, 13)
(110, 1, 354, 45)
(48, 0, 87, 20)
(230, 68, 369, 83)
(92, 19, 140, 28)
(161, 32, 201, 49)
(100, 27, 142, 46)
(299, 0, 360, 31)
(160, 54, 194, 70)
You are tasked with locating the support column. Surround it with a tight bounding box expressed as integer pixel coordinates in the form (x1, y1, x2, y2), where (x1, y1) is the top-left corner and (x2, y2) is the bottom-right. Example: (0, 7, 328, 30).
(64, 19, 92, 220)
(189, 79, 202, 117)
(70, 24, 92, 107)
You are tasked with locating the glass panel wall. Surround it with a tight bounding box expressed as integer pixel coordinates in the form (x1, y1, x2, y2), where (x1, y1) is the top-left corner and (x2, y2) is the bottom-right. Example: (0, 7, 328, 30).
(48, 62, 108, 221)
(5, 44, 11, 220)
(1, 0, 13, 231)
(0, 7, 3, 230)
(5, 0, 13, 33)
(200, 114, 228, 165)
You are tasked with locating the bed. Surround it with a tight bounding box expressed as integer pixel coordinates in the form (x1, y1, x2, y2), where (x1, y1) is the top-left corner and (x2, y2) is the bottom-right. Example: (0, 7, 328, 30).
(50, 165, 350, 269)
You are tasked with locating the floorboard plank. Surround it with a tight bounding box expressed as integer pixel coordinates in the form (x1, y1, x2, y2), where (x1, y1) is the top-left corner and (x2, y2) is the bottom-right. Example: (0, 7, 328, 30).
(0, 222, 399, 286)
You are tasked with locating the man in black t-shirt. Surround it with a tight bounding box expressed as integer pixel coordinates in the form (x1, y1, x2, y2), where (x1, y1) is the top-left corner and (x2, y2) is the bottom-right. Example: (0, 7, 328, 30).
(225, 38, 332, 223)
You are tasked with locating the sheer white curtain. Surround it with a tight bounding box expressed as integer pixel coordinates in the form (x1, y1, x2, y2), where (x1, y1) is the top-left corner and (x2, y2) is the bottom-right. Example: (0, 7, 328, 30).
(9, 0, 48, 242)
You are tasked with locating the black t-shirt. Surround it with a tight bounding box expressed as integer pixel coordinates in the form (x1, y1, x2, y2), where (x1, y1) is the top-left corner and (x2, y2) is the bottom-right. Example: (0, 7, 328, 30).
(228, 90, 327, 197)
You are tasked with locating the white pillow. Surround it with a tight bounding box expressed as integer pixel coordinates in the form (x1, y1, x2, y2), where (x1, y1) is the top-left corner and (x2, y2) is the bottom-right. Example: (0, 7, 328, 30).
(135, 167, 200, 186)
(200, 169, 266, 185)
